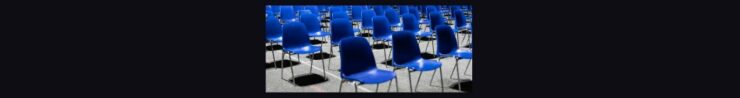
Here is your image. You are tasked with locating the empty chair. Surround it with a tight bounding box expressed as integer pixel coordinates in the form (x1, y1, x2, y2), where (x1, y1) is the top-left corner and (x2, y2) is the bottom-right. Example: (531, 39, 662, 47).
(385, 8, 402, 27)
(434, 25, 472, 91)
(408, 7, 420, 21)
(361, 10, 376, 33)
(338, 37, 397, 93)
(327, 18, 355, 70)
(300, 13, 329, 37)
(351, 6, 364, 22)
(266, 16, 283, 73)
(391, 31, 444, 92)
(402, 14, 432, 37)
(454, 9, 470, 29)
(281, 21, 328, 85)
(372, 16, 393, 63)
(280, 6, 297, 22)
(429, 11, 445, 33)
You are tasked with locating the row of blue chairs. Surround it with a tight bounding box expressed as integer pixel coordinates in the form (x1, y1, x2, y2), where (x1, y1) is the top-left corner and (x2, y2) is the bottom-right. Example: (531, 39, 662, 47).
(267, 5, 472, 92)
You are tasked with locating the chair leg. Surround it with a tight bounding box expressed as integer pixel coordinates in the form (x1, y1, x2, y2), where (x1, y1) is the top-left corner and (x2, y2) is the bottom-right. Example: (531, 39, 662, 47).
(376, 84, 379, 92)
(309, 54, 313, 73)
(270, 42, 277, 69)
(414, 71, 424, 92)
(289, 54, 296, 86)
(450, 59, 458, 79)
(319, 38, 327, 78)
(439, 65, 445, 92)
(407, 69, 413, 92)
(338, 80, 343, 93)
(464, 60, 472, 76)
(456, 59, 462, 91)
(429, 69, 437, 86)
(280, 52, 285, 80)
(354, 82, 358, 93)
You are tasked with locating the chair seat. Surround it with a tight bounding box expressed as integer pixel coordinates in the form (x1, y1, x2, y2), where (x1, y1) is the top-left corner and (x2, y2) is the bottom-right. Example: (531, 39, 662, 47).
(343, 69, 396, 84)
(353, 28, 360, 32)
(391, 23, 402, 27)
(413, 30, 433, 37)
(439, 49, 472, 59)
(266, 37, 282, 42)
(395, 59, 441, 71)
(285, 45, 321, 54)
(362, 27, 373, 30)
(373, 35, 392, 41)
(308, 31, 331, 37)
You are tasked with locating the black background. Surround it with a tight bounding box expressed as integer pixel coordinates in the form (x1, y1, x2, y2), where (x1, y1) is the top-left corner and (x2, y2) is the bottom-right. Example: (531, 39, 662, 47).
(16, 0, 734, 97)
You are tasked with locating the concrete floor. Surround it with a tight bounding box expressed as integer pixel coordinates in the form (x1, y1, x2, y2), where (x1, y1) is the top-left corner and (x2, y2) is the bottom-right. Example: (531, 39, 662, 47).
(265, 23, 473, 93)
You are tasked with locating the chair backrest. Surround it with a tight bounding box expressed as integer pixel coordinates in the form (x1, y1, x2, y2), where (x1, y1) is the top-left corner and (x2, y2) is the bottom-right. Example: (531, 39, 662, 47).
(399, 6, 409, 15)
(298, 10, 312, 17)
(373, 6, 385, 16)
(361, 10, 376, 28)
(384, 9, 400, 25)
(282, 22, 312, 50)
(330, 6, 344, 15)
(392, 31, 423, 65)
(408, 7, 420, 19)
(299, 13, 321, 33)
(435, 24, 459, 55)
(339, 37, 377, 76)
(372, 16, 391, 38)
(266, 16, 282, 40)
(306, 6, 319, 15)
(454, 10, 467, 28)
(401, 13, 419, 32)
(429, 11, 444, 30)
(280, 6, 295, 22)
(332, 11, 349, 20)
(351, 6, 363, 20)
(330, 18, 354, 45)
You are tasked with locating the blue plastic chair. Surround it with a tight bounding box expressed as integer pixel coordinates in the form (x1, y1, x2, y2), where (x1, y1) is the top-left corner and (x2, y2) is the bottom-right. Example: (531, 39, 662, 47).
(337, 37, 397, 93)
(429, 11, 445, 33)
(372, 16, 392, 42)
(372, 16, 393, 63)
(266, 16, 283, 73)
(327, 18, 355, 70)
(408, 7, 420, 21)
(421, 6, 438, 24)
(351, 6, 364, 22)
(402, 13, 432, 37)
(280, 6, 297, 22)
(281, 21, 328, 85)
(298, 10, 313, 18)
(385, 8, 402, 27)
(434, 24, 472, 90)
(300, 13, 329, 37)
(391, 31, 444, 92)
(454, 9, 471, 30)
(361, 10, 376, 34)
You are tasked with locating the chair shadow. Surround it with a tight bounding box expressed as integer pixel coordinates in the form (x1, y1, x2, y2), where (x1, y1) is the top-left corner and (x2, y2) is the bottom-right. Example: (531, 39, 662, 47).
(458, 30, 472, 34)
(265, 45, 283, 51)
(266, 60, 301, 69)
(310, 39, 327, 45)
(463, 44, 471, 48)
(380, 59, 392, 66)
(420, 52, 438, 59)
(371, 43, 392, 49)
(449, 80, 472, 93)
(288, 73, 329, 86)
(419, 36, 436, 41)
(358, 33, 373, 37)
(306, 52, 335, 60)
